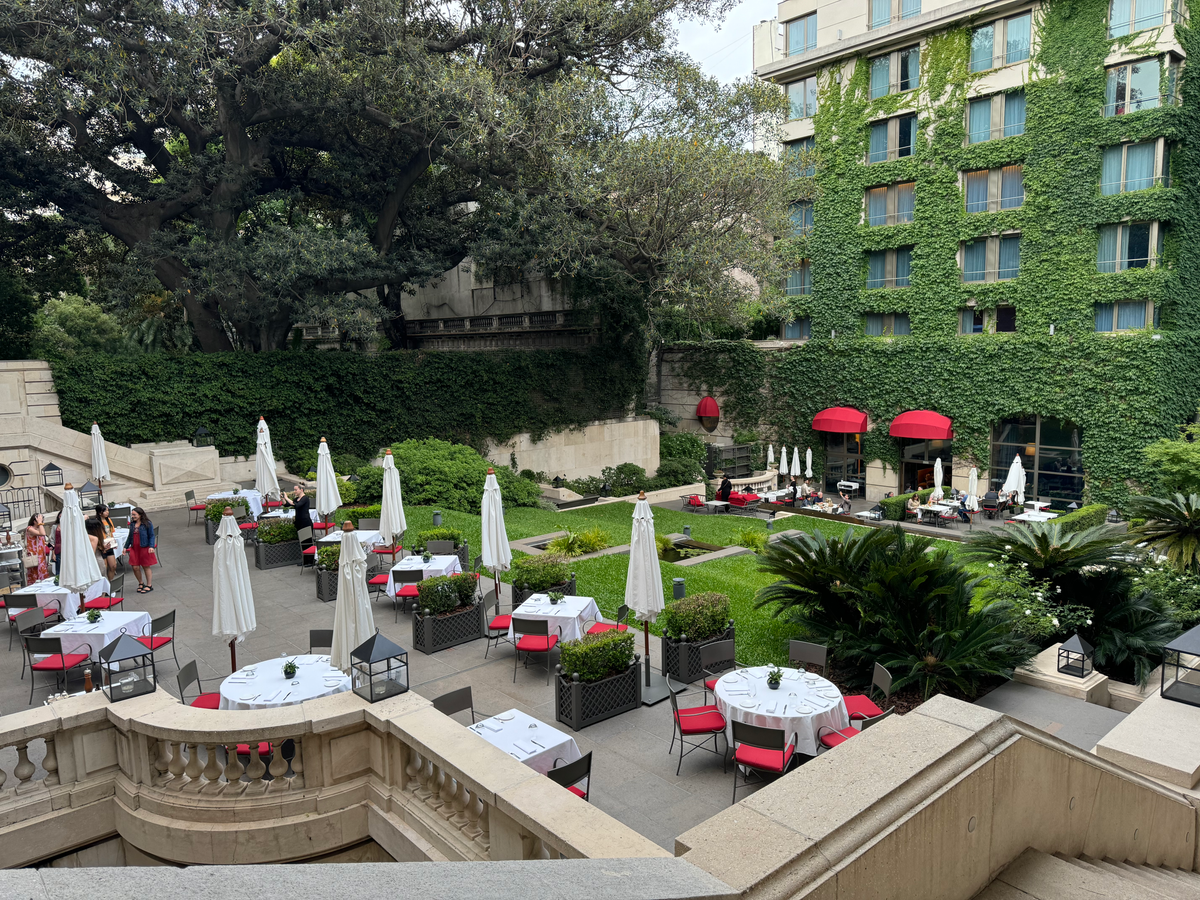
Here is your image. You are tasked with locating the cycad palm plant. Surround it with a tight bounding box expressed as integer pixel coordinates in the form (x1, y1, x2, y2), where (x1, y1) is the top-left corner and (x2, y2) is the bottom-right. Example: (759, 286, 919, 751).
(1127, 493, 1200, 574)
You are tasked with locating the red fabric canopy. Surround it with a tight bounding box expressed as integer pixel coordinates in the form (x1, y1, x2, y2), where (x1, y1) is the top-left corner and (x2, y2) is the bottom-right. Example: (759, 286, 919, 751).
(812, 407, 868, 433)
(889, 410, 954, 440)
(696, 396, 719, 418)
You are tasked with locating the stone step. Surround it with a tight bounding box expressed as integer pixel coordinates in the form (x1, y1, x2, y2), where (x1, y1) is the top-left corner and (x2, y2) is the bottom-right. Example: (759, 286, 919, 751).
(980, 848, 1175, 900)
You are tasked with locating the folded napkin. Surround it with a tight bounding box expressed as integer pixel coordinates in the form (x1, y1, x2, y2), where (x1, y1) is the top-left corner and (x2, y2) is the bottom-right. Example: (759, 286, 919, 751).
(723, 689, 751, 696)
(479, 721, 503, 733)
(263, 690, 281, 702)
(513, 741, 538, 755)
(765, 702, 778, 714)
(226, 679, 249, 684)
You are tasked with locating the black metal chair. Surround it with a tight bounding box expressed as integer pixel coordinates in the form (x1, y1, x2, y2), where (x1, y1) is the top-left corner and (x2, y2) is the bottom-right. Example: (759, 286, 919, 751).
(426, 540, 455, 554)
(14, 607, 55, 679)
(730, 720, 797, 803)
(667, 676, 727, 776)
(818, 707, 896, 751)
(432, 686, 488, 723)
(547, 751, 593, 801)
(177, 660, 221, 708)
(483, 594, 513, 659)
(392, 569, 423, 620)
(585, 604, 630, 635)
(7, 594, 58, 650)
(297, 526, 318, 571)
(511, 617, 561, 684)
(24, 635, 89, 704)
(309, 629, 333, 654)
(136, 609, 180, 670)
(700, 638, 742, 703)
(788, 640, 828, 675)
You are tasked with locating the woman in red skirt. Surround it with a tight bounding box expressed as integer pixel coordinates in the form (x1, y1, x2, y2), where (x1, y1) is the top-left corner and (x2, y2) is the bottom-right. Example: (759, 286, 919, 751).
(123, 507, 158, 593)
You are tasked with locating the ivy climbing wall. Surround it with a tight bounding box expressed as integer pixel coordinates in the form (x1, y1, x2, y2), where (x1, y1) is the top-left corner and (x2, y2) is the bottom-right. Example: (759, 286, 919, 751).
(670, 3, 1200, 507)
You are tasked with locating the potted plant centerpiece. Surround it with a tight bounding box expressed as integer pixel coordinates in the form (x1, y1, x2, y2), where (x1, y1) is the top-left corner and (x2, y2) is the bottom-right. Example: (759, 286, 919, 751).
(548, 591, 565, 606)
(86, 609, 102, 625)
(254, 519, 302, 570)
(659, 591, 735, 683)
(411, 572, 484, 654)
(282, 658, 298, 679)
(766, 666, 783, 690)
(554, 631, 641, 731)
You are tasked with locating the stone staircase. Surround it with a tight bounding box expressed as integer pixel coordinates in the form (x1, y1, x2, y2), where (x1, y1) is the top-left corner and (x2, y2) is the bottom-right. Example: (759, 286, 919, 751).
(978, 848, 1200, 899)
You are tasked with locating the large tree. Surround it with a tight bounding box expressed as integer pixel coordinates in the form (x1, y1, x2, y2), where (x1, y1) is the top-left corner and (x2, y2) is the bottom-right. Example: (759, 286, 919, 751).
(0, 0, 736, 351)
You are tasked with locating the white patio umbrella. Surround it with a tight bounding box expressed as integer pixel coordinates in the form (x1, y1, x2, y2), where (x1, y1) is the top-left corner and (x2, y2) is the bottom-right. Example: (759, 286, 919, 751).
(58, 484, 100, 616)
(315, 437, 343, 529)
(626, 492, 670, 705)
(931, 457, 944, 501)
(212, 508, 257, 672)
(766, 445, 775, 469)
(331, 522, 376, 676)
(378, 449, 407, 557)
(1003, 454, 1027, 506)
(779, 445, 790, 477)
(90, 423, 110, 504)
(805, 447, 813, 479)
(254, 416, 281, 500)
(480, 467, 512, 602)
(966, 467, 981, 512)
(792, 447, 801, 479)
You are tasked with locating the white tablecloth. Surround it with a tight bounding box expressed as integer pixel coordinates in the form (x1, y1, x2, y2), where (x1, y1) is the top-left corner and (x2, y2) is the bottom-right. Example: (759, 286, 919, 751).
(259, 509, 295, 521)
(713, 666, 849, 757)
(109, 527, 129, 561)
(385, 555, 461, 597)
(470, 709, 581, 775)
(207, 489, 264, 519)
(13, 577, 110, 621)
(508, 594, 601, 643)
(1013, 511, 1058, 522)
(219, 654, 351, 711)
(42, 610, 151, 664)
(318, 529, 384, 549)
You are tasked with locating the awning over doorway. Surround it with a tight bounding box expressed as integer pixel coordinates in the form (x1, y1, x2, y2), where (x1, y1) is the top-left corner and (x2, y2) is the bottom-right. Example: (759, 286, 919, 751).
(812, 407, 868, 433)
(889, 410, 954, 440)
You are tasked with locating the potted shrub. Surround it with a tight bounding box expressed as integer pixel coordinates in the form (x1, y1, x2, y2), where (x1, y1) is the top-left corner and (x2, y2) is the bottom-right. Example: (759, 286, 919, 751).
(658, 592, 735, 683)
(254, 519, 301, 569)
(411, 526, 470, 570)
(316, 545, 340, 602)
(554, 631, 641, 731)
(412, 573, 483, 654)
(204, 499, 248, 544)
(510, 553, 576, 601)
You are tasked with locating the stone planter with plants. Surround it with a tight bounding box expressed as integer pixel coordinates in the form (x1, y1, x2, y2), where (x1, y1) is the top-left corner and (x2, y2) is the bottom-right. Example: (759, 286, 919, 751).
(204, 499, 249, 545)
(412, 572, 483, 654)
(554, 631, 641, 731)
(316, 545, 340, 603)
(254, 519, 302, 569)
(510, 553, 576, 603)
(658, 591, 735, 684)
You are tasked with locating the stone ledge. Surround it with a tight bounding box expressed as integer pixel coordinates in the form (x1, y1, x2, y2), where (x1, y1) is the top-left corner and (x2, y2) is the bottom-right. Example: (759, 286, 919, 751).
(1013, 643, 1111, 706)
(1094, 690, 1200, 788)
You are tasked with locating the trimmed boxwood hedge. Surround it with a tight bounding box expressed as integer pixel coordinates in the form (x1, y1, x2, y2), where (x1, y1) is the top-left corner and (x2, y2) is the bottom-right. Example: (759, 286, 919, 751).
(558, 631, 635, 683)
(1054, 502, 1109, 533)
(415, 573, 477, 615)
(880, 488, 936, 521)
(257, 519, 298, 545)
(658, 591, 731, 642)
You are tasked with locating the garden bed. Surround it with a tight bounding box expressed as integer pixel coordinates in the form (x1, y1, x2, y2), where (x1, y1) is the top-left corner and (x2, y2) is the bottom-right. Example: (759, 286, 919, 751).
(412, 602, 484, 654)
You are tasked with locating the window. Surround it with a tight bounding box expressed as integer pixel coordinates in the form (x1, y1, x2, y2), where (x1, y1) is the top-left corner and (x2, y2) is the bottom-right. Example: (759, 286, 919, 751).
(902, 0, 921, 19)
(867, 114, 917, 163)
(864, 312, 910, 335)
(991, 416, 1084, 502)
(787, 14, 818, 55)
(825, 433, 866, 496)
(1097, 221, 1163, 272)
(871, 0, 922, 28)
(866, 247, 913, 289)
(786, 262, 812, 296)
(1104, 59, 1162, 116)
(784, 316, 812, 339)
(869, 45, 920, 99)
(960, 309, 985, 333)
(967, 91, 1025, 144)
(970, 13, 1031, 73)
(1094, 300, 1155, 331)
(786, 137, 816, 177)
(962, 234, 1021, 282)
(790, 201, 814, 235)
(1109, 0, 1179, 37)
(960, 306, 1017, 333)
(901, 437, 952, 494)
(866, 182, 915, 226)
(787, 76, 819, 120)
(1101, 140, 1164, 195)
(870, 0, 891, 29)
(963, 165, 1024, 212)
(995, 306, 1016, 332)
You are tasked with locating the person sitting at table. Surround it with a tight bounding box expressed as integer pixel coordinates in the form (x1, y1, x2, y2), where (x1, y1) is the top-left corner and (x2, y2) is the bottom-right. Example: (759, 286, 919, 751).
(717, 476, 733, 502)
(906, 494, 922, 520)
(93, 504, 119, 579)
(839, 489, 853, 512)
(957, 495, 971, 523)
(284, 482, 313, 530)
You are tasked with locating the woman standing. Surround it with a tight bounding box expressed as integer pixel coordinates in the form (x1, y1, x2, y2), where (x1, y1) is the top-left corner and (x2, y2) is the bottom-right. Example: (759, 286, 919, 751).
(24, 513, 50, 582)
(123, 507, 157, 593)
(284, 482, 313, 531)
(93, 504, 118, 579)
(51, 512, 62, 575)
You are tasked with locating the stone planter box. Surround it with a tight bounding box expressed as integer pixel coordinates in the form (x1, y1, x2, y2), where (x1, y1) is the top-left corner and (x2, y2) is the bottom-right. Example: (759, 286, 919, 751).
(255, 541, 302, 570)
(316, 569, 338, 603)
(554, 659, 642, 732)
(412, 602, 484, 655)
(661, 622, 736, 684)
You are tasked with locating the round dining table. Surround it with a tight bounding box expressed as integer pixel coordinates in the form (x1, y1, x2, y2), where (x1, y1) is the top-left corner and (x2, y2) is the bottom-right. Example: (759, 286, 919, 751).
(712, 665, 849, 757)
(218, 654, 351, 711)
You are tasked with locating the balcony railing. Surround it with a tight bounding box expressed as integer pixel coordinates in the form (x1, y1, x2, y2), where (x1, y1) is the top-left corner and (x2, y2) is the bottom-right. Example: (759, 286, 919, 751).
(410, 312, 591, 336)
(866, 210, 915, 226)
(1103, 93, 1178, 117)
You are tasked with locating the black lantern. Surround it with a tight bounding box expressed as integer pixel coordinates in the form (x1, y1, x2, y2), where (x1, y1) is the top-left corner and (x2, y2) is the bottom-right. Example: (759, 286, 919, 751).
(78, 480, 100, 506)
(351, 630, 409, 702)
(1057, 634, 1094, 679)
(600, 482, 611, 497)
(192, 426, 213, 448)
(1161, 624, 1200, 708)
(552, 476, 564, 488)
(98, 630, 157, 702)
(41, 462, 63, 487)
(683, 525, 692, 539)
(347, 473, 361, 483)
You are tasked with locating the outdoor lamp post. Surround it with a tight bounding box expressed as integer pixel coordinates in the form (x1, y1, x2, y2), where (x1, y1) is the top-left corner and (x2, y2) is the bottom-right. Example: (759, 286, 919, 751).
(432, 510, 442, 527)
(1161, 624, 1200, 708)
(683, 525, 691, 539)
(1057, 634, 1094, 679)
(672, 578, 686, 601)
(192, 426, 213, 448)
(351, 630, 409, 702)
(41, 463, 63, 487)
(98, 631, 157, 702)
(768, 511, 776, 532)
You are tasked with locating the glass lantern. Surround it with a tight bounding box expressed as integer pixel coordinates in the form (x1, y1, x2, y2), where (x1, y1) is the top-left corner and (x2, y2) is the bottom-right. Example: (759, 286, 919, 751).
(351, 630, 409, 702)
(41, 462, 63, 487)
(1162, 624, 1200, 708)
(1057, 634, 1094, 679)
(78, 480, 101, 507)
(192, 426, 214, 448)
(98, 631, 157, 702)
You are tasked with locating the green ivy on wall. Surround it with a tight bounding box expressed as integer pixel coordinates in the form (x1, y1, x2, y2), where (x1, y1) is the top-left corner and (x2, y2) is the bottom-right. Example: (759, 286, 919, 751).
(673, 5, 1200, 507)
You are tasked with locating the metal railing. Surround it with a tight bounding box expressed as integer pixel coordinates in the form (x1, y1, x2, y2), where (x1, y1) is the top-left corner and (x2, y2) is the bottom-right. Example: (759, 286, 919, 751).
(409, 312, 590, 335)
(866, 209, 915, 226)
(1102, 94, 1177, 117)
(0, 487, 41, 523)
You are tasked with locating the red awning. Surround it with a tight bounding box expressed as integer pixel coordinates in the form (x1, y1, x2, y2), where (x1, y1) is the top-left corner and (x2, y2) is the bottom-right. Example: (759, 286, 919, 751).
(889, 410, 954, 440)
(696, 396, 719, 418)
(812, 407, 868, 433)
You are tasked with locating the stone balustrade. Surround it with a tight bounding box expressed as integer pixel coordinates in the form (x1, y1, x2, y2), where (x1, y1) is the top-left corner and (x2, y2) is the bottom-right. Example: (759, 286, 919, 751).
(0, 688, 668, 868)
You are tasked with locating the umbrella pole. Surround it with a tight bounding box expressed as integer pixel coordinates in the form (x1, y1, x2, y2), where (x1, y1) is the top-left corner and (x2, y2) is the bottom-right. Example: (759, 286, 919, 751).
(640, 620, 672, 706)
(229, 638, 237, 673)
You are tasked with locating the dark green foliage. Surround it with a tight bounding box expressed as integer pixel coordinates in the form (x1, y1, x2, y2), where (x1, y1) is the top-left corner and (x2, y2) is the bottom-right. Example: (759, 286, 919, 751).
(880, 488, 935, 521)
(416, 573, 477, 615)
(389, 440, 541, 514)
(653, 457, 705, 486)
(317, 546, 340, 570)
(1138, 563, 1200, 629)
(205, 499, 249, 523)
(351, 466, 384, 505)
(509, 554, 571, 592)
(289, 449, 370, 477)
(659, 432, 707, 464)
(658, 591, 731, 641)
(334, 505, 381, 526)
(558, 631, 635, 683)
(1127, 493, 1200, 573)
(256, 520, 298, 545)
(0, 270, 37, 360)
(962, 523, 1140, 591)
(1054, 503, 1110, 533)
(412, 527, 465, 552)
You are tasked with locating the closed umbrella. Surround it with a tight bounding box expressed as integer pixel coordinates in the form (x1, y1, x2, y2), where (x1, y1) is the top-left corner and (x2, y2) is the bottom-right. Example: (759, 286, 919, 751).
(779, 445, 790, 478)
(931, 457, 944, 502)
(480, 467, 512, 603)
(767, 445, 775, 469)
(966, 467, 980, 512)
(378, 449, 407, 558)
(805, 447, 813, 479)
(315, 437, 343, 530)
(791, 447, 801, 480)
(331, 522, 376, 676)
(1003, 455, 1027, 506)
(58, 483, 100, 617)
(626, 492, 670, 705)
(212, 508, 257, 672)
(254, 416, 281, 501)
(90, 423, 110, 505)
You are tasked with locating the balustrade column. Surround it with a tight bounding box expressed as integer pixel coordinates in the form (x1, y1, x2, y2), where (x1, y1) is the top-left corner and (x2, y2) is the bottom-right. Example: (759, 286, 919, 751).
(290, 737, 305, 788)
(42, 737, 59, 786)
(404, 748, 423, 796)
(152, 739, 172, 785)
(245, 745, 268, 784)
(182, 743, 204, 792)
(13, 742, 35, 792)
(201, 743, 223, 789)
(450, 780, 471, 829)
(167, 740, 187, 789)
(438, 767, 457, 819)
(223, 745, 245, 785)
(268, 741, 289, 789)
(476, 803, 490, 854)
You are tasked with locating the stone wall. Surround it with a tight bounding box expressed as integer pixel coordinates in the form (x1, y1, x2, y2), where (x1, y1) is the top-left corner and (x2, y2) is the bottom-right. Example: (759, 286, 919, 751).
(487, 417, 660, 482)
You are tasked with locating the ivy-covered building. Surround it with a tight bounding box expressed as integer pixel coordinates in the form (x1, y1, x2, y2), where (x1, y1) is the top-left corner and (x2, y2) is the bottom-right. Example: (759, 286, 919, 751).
(722, 0, 1200, 505)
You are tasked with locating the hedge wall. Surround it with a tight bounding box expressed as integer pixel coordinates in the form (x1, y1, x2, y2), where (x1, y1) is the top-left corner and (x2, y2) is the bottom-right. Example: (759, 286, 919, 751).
(1053, 503, 1109, 533)
(51, 347, 643, 472)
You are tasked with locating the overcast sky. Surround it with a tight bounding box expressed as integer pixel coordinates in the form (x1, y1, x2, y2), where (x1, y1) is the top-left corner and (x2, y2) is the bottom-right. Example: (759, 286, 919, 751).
(676, 0, 769, 84)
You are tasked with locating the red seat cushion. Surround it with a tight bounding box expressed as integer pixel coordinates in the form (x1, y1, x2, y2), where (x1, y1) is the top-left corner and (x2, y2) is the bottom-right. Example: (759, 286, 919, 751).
(239, 522, 258, 531)
(189, 504, 207, 511)
(819, 726, 860, 749)
(515, 635, 558, 653)
(11, 608, 57, 621)
(372, 545, 401, 554)
(489, 614, 512, 631)
(742, 493, 760, 501)
(235, 742, 271, 756)
(734, 742, 795, 773)
(31, 652, 89, 671)
(367, 574, 390, 586)
(136, 635, 172, 650)
(301, 546, 317, 555)
(397, 585, 420, 597)
(704, 676, 719, 692)
(83, 596, 124, 610)
(265, 501, 283, 508)
(675, 706, 726, 735)
(189, 692, 221, 710)
(312, 522, 332, 530)
(587, 622, 628, 634)
(567, 785, 587, 799)
(843, 694, 885, 720)
(688, 495, 704, 507)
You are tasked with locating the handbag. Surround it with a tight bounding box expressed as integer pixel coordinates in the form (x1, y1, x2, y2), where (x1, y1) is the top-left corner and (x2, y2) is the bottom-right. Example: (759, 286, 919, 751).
(22, 550, 38, 568)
